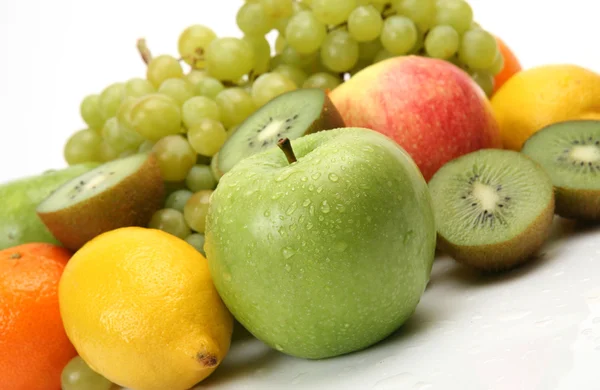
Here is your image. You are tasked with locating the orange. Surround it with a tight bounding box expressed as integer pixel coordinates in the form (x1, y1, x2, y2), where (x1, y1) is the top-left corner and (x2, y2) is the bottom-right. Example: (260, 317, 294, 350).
(493, 36, 522, 93)
(0, 243, 76, 390)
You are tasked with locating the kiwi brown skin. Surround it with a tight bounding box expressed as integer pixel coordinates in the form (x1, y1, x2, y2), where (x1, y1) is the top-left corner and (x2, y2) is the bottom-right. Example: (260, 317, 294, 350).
(554, 187, 600, 221)
(437, 197, 555, 272)
(307, 92, 345, 133)
(37, 154, 164, 251)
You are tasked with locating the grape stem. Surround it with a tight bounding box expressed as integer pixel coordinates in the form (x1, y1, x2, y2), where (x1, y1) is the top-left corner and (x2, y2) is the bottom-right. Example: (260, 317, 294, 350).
(137, 38, 152, 65)
(277, 138, 297, 164)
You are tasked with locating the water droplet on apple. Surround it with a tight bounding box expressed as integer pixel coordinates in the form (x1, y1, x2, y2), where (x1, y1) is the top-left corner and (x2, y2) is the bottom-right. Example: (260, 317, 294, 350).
(336, 204, 345, 212)
(282, 247, 295, 259)
(306, 222, 313, 230)
(272, 192, 284, 200)
(286, 202, 298, 215)
(285, 264, 291, 272)
(302, 199, 311, 207)
(359, 183, 370, 190)
(309, 205, 315, 216)
(328, 173, 339, 182)
(318, 216, 324, 221)
(308, 184, 315, 191)
(404, 230, 414, 244)
(320, 200, 331, 213)
(223, 272, 232, 282)
(301, 176, 308, 182)
(275, 344, 284, 351)
(334, 241, 348, 252)
(344, 323, 350, 328)
(311, 172, 321, 180)
(316, 186, 323, 193)
(264, 210, 271, 217)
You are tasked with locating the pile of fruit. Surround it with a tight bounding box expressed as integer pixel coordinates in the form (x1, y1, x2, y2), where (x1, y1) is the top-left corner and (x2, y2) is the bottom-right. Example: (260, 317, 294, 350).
(1, 1, 599, 389)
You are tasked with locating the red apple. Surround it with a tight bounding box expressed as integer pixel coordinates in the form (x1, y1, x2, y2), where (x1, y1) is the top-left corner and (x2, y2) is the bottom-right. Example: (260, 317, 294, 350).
(329, 56, 502, 181)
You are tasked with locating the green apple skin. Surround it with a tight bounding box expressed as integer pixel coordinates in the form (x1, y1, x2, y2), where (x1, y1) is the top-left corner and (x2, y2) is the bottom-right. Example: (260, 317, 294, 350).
(0, 163, 99, 249)
(205, 127, 436, 359)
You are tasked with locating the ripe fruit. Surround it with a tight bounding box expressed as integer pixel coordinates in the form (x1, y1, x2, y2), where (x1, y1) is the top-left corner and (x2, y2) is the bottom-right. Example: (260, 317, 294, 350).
(493, 36, 522, 93)
(0, 243, 77, 390)
(37, 153, 164, 251)
(205, 128, 436, 359)
(428, 149, 555, 271)
(0, 163, 98, 250)
(329, 56, 501, 181)
(59, 227, 234, 390)
(491, 64, 600, 151)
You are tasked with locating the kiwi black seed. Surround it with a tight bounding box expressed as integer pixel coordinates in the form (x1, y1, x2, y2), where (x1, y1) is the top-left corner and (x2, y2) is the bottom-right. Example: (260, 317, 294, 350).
(521, 120, 600, 221)
(428, 149, 555, 272)
(216, 88, 345, 177)
(36, 153, 164, 251)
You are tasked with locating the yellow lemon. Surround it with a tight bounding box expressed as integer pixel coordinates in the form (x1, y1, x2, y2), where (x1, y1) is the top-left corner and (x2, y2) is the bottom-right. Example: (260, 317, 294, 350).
(491, 64, 600, 150)
(59, 227, 233, 390)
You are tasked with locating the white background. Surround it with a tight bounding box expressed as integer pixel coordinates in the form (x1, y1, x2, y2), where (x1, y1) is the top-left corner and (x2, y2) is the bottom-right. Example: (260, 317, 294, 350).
(0, 0, 599, 181)
(1, 2, 600, 390)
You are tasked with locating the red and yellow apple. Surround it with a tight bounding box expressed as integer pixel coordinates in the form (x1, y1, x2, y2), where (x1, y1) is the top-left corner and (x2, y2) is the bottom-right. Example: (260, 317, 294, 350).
(329, 56, 502, 181)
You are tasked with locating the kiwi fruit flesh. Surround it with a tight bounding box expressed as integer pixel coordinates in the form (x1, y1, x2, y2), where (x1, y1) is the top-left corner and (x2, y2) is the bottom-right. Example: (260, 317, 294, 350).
(217, 88, 345, 175)
(0, 163, 99, 250)
(428, 149, 555, 272)
(521, 120, 600, 221)
(37, 153, 164, 251)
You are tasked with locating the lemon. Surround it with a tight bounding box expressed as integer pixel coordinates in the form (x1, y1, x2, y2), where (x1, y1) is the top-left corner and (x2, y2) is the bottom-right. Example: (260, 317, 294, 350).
(59, 227, 234, 390)
(491, 64, 600, 151)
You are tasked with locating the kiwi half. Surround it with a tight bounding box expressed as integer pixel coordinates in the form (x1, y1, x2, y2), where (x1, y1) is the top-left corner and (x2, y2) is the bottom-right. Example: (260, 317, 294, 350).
(521, 120, 600, 221)
(428, 149, 555, 271)
(37, 153, 164, 251)
(216, 88, 344, 176)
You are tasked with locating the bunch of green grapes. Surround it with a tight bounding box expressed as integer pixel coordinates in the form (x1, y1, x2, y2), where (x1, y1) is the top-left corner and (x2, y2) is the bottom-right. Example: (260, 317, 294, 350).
(62, 0, 503, 254)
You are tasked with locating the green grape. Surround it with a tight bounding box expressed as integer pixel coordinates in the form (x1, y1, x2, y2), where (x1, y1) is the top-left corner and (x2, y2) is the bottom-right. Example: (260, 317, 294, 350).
(186, 164, 217, 192)
(130, 94, 182, 141)
(152, 135, 196, 181)
(275, 35, 287, 54)
(349, 59, 371, 76)
(303, 72, 342, 90)
(394, 0, 435, 32)
(102, 117, 144, 152)
(471, 71, 494, 97)
(195, 77, 225, 99)
(215, 88, 257, 128)
(424, 25, 460, 59)
(178, 25, 217, 68)
(138, 140, 155, 153)
(116, 96, 139, 129)
(236, 2, 275, 36)
(98, 82, 125, 120)
(158, 78, 195, 106)
(320, 30, 360, 73)
(146, 55, 184, 88)
(124, 78, 155, 98)
(260, 0, 293, 18)
(182, 96, 221, 130)
(487, 51, 505, 76)
(358, 39, 383, 61)
(165, 189, 194, 212)
(281, 45, 318, 69)
(61, 356, 112, 390)
(251, 72, 297, 107)
(183, 190, 213, 233)
(243, 35, 271, 75)
(312, 0, 357, 26)
(188, 119, 228, 157)
(64, 129, 102, 165)
(205, 38, 255, 82)
(185, 233, 206, 255)
(148, 208, 191, 239)
(458, 29, 498, 70)
(434, 0, 473, 34)
(98, 141, 120, 162)
(273, 65, 308, 90)
(348, 5, 383, 42)
(380, 16, 418, 55)
(285, 11, 327, 54)
(186, 70, 209, 87)
(80, 94, 104, 130)
(374, 49, 395, 63)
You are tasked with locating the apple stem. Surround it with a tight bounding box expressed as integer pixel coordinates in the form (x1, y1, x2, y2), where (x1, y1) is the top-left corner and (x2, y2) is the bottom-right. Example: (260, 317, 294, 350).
(277, 138, 297, 164)
(137, 38, 152, 65)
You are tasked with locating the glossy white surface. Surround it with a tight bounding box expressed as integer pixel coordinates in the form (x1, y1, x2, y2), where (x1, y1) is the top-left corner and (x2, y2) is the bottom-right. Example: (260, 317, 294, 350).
(1, 1, 599, 389)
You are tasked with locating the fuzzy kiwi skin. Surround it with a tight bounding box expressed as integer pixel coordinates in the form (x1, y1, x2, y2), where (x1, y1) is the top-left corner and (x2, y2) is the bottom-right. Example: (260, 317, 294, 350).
(438, 197, 556, 272)
(307, 92, 346, 133)
(37, 154, 164, 251)
(554, 187, 600, 221)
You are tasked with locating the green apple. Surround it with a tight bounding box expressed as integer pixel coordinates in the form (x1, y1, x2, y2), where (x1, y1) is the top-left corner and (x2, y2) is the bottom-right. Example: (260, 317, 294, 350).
(204, 127, 436, 359)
